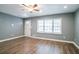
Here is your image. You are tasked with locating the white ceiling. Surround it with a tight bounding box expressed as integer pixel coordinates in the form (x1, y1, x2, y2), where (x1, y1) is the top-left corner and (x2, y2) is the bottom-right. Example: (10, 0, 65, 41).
(0, 4, 79, 18)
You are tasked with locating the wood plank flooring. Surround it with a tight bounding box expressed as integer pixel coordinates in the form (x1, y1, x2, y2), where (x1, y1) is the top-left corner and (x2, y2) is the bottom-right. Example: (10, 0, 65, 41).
(0, 37, 79, 54)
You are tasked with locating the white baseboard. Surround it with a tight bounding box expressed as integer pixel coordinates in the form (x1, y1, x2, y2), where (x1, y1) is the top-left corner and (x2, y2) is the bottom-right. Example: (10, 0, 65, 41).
(24, 35, 73, 43)
(24, 35, 79, 49)
(0, 35, 24, 42)
(72, 42, 79, 49)
(0, 35, 79, 49)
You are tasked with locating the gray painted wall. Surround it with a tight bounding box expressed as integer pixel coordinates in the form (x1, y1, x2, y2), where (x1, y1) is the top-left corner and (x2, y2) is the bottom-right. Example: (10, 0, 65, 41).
(25, 13, 74, 41)
(0, 12, 23, 40)
(74, 9, 79, 46)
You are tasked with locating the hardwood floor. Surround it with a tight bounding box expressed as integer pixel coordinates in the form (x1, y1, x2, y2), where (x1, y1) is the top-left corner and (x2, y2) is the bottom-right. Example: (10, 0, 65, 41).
(0, 37, 79, 54)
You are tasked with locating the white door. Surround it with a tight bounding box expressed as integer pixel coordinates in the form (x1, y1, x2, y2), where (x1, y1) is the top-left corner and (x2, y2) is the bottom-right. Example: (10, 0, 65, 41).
(25, 20, 31, 36)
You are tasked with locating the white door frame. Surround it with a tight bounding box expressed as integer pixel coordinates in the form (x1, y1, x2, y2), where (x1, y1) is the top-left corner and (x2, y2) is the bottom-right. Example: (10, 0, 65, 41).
(24, 20, 31, 36)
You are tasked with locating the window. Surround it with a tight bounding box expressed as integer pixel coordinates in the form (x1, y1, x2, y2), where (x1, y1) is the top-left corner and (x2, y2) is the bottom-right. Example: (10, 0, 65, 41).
(37, 18, 62, 34)
(53, 19, 61, 33)
(44, 20, 52, 33)
(37, 20, 44, 32)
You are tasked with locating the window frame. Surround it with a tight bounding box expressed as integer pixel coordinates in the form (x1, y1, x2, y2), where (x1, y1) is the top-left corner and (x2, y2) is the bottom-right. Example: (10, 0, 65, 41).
(53, 18, 62, 34)
(37, 18, 62, 34)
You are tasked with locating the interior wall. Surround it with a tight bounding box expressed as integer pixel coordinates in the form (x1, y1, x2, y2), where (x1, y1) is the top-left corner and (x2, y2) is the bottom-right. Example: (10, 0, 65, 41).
(25, 13, 74, 41)
(74, 9, 79, 46)
(0, 12, 24, 40)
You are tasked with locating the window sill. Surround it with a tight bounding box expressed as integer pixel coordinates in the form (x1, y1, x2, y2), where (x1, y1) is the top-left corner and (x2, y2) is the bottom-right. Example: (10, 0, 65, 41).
(37, 32, 62, 35)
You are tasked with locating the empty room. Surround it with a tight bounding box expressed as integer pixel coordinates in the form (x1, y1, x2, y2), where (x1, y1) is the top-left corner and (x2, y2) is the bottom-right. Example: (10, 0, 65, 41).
(0, 4, 79, 54)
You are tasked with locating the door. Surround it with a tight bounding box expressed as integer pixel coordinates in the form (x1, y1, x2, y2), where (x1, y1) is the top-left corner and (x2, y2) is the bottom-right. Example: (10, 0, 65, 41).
(25, 20, 31, 36)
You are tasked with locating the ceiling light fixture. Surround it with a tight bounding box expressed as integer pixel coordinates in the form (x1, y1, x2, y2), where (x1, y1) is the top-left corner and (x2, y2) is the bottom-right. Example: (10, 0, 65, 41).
(22, 4, 40, 13)
(64, 5, 68, 9)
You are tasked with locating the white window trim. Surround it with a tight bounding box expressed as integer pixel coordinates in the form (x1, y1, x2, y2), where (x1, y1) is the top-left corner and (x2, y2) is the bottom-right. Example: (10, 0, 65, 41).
(37, 18, 62, 34)
(37, 31, 62, 34)
(53, 18, 62, 34)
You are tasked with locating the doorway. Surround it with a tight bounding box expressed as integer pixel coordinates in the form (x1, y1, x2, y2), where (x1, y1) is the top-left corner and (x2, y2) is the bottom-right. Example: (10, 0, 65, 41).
(24, 20, 31, 36)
